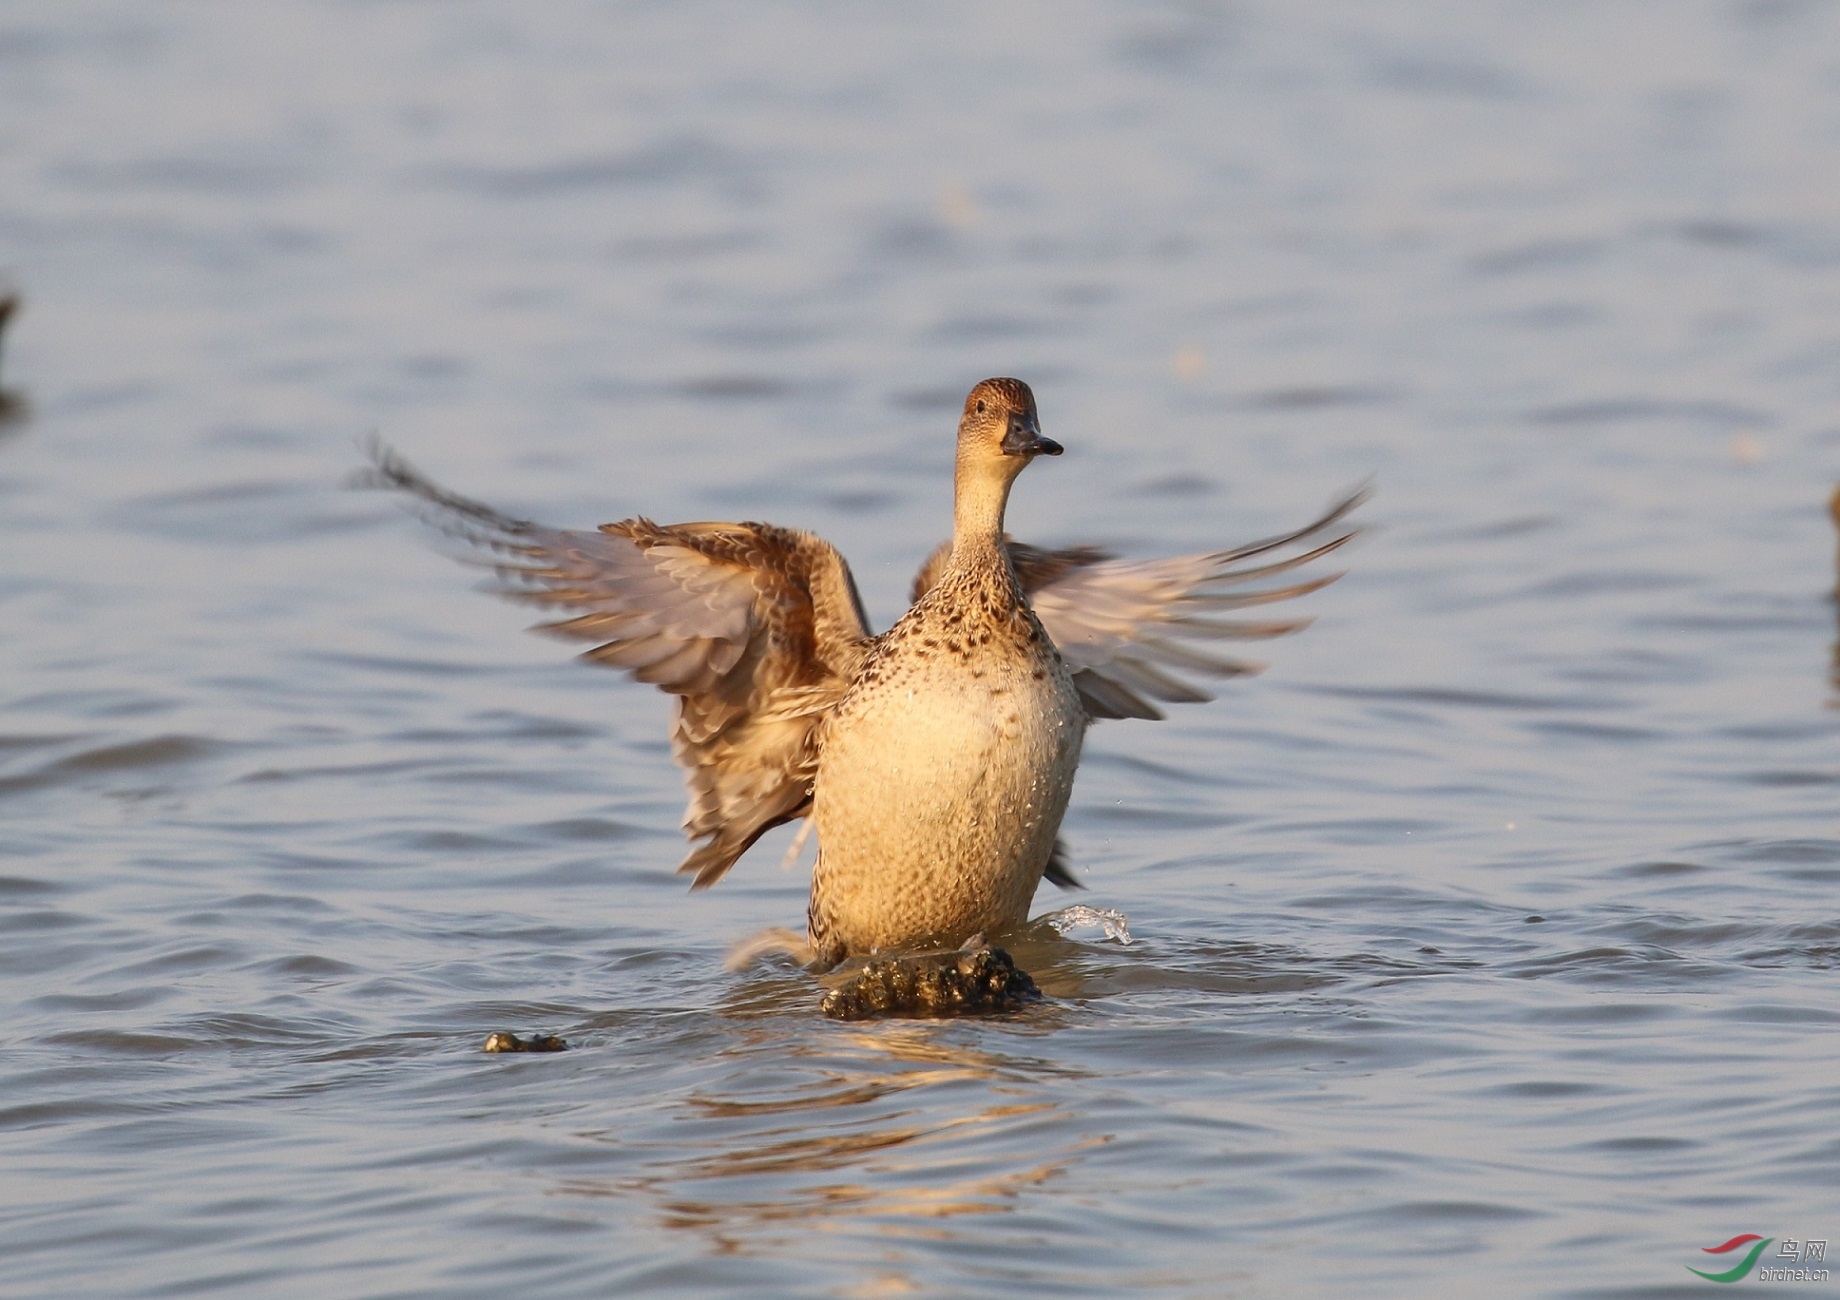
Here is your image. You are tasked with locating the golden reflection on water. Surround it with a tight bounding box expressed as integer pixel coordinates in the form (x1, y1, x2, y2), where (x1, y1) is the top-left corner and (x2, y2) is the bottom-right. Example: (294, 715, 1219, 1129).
(555, 1019, 1107, 1271)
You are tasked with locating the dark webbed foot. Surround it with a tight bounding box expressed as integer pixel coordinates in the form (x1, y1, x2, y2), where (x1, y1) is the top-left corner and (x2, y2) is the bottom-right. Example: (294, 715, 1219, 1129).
(820, 945, 1042, 1020)
(483, 1031, 568, 1053)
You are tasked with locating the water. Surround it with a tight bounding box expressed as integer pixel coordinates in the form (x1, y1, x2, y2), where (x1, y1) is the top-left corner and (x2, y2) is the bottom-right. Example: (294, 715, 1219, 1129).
(3, 2, 1839, 1295)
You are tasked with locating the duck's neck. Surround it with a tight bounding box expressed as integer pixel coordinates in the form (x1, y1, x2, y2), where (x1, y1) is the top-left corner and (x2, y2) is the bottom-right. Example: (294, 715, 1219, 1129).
(950, 457, 1019, 571)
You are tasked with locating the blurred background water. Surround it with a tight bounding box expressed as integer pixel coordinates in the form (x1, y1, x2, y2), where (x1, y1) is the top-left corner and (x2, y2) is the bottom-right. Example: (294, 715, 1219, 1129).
(3, 1, 1839, 1296)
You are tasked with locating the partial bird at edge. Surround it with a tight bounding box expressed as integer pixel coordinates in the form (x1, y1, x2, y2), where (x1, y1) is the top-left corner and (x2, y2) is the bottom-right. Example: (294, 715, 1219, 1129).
(0, 287, 27, 426)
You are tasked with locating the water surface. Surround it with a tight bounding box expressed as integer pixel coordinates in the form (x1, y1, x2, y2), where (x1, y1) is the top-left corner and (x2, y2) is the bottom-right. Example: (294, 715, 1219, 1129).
(3, 2, 1839, 1296)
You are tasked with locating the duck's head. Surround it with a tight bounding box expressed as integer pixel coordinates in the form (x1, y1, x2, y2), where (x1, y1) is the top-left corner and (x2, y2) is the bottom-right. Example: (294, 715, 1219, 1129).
(957, 378, 1062, 469)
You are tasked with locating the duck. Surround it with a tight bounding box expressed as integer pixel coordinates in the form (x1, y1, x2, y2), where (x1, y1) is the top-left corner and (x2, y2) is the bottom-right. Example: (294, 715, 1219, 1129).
(361, 378, 1363, 969)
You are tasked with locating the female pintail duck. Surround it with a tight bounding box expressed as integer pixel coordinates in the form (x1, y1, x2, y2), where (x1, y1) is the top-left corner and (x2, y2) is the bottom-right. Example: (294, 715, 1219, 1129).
(363, 379, 1363, 969)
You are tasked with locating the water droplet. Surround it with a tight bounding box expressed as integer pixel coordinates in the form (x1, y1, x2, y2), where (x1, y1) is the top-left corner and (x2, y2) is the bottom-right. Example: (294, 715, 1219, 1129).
(1043, 904, 1133, 945)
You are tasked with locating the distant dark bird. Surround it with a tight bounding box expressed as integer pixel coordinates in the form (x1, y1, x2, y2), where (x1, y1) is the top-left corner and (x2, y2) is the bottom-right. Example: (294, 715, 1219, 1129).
(361, 379, 1363, 967)
(0, 287, 26, 426)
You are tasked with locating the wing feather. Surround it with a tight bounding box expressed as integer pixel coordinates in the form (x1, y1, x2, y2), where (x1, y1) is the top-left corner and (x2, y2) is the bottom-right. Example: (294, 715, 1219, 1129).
(1025, 486, 1367, 718)
(357, 438, 872, 888)
(909, 485, 1368, 722)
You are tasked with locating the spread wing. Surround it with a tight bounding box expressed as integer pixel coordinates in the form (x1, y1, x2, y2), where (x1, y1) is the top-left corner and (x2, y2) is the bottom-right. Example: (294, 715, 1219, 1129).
(357, 439, 873, 888)
(912, 486, 1368, 722)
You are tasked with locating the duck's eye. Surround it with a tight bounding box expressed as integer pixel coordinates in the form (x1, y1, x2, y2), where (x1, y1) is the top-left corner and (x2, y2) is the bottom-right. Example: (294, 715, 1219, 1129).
(975, 400, 986, 414)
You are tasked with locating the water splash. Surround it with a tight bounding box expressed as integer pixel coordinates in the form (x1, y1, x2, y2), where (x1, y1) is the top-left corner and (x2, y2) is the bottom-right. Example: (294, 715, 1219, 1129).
(1042, 905, 1133, 946)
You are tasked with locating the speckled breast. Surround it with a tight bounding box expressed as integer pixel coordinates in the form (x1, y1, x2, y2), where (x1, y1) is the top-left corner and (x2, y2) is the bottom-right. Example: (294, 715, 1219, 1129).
(808, 623, 1086, 957)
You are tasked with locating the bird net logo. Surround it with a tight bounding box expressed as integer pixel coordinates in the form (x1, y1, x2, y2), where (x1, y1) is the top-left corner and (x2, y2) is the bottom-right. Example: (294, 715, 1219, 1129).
(1687, 1234, 1828, 1283)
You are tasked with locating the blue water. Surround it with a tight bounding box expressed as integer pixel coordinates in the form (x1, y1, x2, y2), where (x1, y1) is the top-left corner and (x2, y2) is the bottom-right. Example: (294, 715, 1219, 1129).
(3, 2, 1838, 1295)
